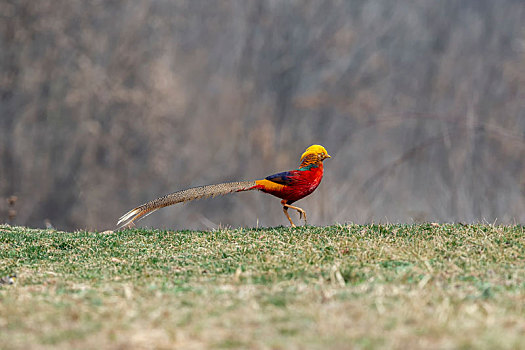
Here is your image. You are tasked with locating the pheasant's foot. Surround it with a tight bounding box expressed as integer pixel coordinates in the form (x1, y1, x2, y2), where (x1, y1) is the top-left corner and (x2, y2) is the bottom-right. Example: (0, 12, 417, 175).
(282, 202, 308, 226)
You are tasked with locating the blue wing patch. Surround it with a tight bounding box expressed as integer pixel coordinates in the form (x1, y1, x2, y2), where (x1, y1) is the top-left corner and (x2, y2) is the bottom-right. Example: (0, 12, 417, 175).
(265, 171, 296, 185)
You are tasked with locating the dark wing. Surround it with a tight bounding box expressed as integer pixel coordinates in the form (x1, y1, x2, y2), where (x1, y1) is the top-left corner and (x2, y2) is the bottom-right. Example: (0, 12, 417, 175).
(265, 170, 301, 185)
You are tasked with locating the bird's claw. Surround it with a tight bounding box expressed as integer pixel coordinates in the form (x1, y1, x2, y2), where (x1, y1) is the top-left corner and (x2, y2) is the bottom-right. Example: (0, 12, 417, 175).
(282, 203, 307, 228)
(296, 209, 307, 225)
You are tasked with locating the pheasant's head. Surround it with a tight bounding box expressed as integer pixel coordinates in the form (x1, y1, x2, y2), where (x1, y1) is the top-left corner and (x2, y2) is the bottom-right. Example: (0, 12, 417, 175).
(300, 145, 331, 163)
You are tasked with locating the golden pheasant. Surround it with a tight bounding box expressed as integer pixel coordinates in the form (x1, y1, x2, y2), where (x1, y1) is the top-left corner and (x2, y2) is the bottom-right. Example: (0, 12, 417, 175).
(117, 145, 331, 228)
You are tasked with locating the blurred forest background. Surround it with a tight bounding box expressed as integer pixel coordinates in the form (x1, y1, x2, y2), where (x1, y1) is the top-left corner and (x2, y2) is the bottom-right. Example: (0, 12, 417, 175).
(1, 0, 525, 231)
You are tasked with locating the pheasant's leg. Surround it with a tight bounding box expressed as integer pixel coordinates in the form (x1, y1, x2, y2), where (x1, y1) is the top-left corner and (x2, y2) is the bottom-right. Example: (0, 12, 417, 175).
(288, 204, 307, 223)
(281, 200, 296, 227)
(282, 202, 307, 226)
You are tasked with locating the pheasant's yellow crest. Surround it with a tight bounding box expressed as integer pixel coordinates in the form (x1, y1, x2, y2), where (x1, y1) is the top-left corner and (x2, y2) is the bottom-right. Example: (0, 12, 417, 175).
(300, 145, 331, 162)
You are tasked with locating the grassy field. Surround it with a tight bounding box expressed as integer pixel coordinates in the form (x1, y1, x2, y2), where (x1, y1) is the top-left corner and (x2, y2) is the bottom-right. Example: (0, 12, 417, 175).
(0, 223, 523, 349)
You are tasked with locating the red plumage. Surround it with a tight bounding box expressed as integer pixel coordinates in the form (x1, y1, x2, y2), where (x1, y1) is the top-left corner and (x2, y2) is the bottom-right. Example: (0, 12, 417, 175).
(254, 163, 324, 204)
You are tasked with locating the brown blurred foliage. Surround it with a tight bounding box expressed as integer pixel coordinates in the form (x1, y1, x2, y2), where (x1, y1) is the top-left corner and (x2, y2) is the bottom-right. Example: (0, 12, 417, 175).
(1, 0, 524, 230)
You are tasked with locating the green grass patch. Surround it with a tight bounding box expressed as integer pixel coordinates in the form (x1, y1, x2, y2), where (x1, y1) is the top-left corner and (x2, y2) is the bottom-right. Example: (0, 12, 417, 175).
(0, 223, 524, 349)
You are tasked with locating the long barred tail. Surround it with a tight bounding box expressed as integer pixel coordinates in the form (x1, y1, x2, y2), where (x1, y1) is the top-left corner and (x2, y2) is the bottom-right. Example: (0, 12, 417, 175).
(117, 181, 258, 228)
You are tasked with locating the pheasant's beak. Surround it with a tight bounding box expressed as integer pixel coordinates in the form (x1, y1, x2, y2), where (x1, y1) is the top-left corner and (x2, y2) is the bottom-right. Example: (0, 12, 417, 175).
(319, 153, 331, 161)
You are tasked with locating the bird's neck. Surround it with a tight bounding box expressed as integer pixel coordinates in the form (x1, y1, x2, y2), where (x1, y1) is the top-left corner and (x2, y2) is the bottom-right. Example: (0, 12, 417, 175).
(298, 154, 323, 170)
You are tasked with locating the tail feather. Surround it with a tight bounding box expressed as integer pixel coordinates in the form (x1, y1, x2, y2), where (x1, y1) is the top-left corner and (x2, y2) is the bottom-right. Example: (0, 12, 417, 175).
(117, 181, 257, 228)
